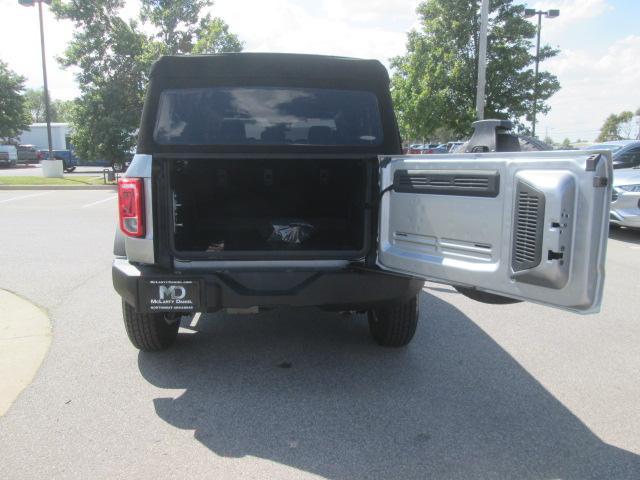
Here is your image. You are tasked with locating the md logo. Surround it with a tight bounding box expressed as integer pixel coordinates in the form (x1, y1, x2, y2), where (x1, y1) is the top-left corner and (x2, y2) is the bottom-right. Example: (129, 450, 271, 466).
(158, 285, 186, 301)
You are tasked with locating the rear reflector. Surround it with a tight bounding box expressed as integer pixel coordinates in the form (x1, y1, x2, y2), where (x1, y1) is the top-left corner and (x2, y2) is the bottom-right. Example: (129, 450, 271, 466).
(118, 178, 145, 237)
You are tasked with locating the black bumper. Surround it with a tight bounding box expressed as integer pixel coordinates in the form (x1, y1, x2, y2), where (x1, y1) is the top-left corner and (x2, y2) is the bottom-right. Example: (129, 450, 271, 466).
(112, 259, 423, 313)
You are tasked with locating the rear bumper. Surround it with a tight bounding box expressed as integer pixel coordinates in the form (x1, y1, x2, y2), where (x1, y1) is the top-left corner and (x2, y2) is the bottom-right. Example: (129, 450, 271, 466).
(112, 258, 423, 313)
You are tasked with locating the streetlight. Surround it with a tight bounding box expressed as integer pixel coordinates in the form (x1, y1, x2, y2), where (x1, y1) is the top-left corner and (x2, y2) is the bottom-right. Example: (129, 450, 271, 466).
(475, 0, 490, 120)
(18, 0, 62, 178)
(524, 7, 559, 138)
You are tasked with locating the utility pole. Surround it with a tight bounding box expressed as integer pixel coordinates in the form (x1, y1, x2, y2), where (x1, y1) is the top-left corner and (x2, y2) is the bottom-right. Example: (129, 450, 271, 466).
(475, 0, 490, 120)
(524, 8, 559, 138)
(19, 0, 60, 177)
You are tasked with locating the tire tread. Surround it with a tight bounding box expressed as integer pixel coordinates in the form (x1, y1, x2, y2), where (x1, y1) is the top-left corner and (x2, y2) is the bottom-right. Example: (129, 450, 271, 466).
(122, 301, 179, 351)
(368, 295, 418, 347)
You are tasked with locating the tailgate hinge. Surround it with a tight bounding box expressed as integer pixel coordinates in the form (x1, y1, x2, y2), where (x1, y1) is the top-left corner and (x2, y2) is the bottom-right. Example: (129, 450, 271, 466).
(593, 176, 608, 188)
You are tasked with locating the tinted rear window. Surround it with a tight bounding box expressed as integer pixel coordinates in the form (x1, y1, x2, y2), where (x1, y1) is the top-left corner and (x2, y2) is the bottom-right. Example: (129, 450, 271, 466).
(153, 87, 383, 146)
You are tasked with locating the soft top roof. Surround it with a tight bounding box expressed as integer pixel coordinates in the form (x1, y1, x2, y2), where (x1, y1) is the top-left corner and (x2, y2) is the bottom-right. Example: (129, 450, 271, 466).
(149, 53, 389, 84)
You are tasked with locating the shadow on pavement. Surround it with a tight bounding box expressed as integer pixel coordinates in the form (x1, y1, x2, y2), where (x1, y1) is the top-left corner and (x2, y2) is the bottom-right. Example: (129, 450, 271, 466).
(609, 227, 640, 244)
(138, 292, 640, 479)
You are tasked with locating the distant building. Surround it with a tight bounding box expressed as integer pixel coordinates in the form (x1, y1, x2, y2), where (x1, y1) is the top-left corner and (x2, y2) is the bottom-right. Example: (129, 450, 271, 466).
(17, 123, 71, 151)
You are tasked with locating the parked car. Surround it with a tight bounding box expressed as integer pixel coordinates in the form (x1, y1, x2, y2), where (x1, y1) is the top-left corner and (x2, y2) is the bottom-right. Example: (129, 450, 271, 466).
(40, 149, 78, 172)
(610, 167, 640, 228)
(418, 143, 448, 154)
(446, 141, 464, 152)
(16, 144, 41, 164)
(406, 144, 424, 154)
(585, 140, 640, 169)
(452, 134, 554, 153)
(113, 53, 612, 352)
(0, 145, 18, 168)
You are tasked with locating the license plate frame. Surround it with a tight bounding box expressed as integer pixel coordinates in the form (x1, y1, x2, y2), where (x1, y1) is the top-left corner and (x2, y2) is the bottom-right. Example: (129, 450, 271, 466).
(139, 279, 201, 313)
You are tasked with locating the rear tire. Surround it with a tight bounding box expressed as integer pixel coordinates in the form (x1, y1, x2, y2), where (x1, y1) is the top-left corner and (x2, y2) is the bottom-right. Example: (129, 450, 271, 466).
(122, 301, 180, 351)
(368, 295, 419, 347)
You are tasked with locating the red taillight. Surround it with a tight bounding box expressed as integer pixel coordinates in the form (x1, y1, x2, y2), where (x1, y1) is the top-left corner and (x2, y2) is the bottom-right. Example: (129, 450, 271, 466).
(118, 178, 145, 237)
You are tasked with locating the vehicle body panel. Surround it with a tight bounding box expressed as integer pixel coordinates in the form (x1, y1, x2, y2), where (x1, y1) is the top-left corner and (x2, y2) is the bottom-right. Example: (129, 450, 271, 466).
(377, 151, 612, 313)
(114, 53, 612, 317)
(0, 145, 17, 167)
(611, 168, 640, 228)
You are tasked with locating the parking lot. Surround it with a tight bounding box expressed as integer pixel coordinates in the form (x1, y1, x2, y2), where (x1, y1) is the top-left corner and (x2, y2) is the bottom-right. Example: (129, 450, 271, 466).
(1, 189, 639, 479)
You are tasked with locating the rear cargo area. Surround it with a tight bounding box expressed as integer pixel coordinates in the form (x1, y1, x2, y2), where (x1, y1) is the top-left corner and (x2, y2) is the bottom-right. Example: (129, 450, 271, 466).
(168, 158, 371, 258)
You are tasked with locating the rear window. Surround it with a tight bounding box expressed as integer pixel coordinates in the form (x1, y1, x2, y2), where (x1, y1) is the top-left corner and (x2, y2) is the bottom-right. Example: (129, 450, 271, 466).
(153, 87, 383, 146)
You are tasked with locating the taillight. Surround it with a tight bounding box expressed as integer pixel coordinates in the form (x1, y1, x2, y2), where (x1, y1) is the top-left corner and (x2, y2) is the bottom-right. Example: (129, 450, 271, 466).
(118, 178, 145, 237)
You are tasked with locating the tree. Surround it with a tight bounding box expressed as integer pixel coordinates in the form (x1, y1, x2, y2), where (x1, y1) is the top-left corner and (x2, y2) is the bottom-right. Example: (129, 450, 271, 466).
(23, 88, 74, 123)
(596, 111, 634, 142)
(391, 0, 560, 140)
(52, 99, 75, 122)
(24, 88, 50, 123)
(561, 137, 571, 148)
(543, 135, 555, 146)
(0, 60, 30, 143)
(51, 0, 242, 163)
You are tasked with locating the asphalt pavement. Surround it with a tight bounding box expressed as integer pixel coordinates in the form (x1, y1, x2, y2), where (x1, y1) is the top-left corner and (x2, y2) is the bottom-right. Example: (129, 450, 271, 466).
(0, 190, 639, 479)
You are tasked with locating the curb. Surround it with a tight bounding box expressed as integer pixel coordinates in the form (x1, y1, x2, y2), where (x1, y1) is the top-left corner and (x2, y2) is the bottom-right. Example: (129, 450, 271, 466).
(0, 185, 117, 191)
(0, 290, 52, 417)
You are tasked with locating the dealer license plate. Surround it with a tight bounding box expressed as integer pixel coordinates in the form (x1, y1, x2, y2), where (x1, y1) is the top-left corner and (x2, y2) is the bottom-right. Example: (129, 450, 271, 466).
(140, 279, 201, 312)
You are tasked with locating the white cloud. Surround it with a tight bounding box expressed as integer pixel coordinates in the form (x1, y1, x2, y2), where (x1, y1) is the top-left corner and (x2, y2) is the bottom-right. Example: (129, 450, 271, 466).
(531, 0, 611, 23)
(320, 0, 419, 24)
(538, 35, 640, 141)
(0, 0, 77, 99)
(213, 0, 413, 67)
(0, 0, 633, 142)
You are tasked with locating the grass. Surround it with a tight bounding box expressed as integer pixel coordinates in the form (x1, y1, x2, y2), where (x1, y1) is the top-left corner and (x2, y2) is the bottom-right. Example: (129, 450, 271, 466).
(0, 176, 115, 186)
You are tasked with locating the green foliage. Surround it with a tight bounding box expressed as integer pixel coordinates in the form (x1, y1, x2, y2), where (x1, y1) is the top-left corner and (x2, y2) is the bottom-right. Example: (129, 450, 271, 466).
(0, 60, 30, 142)
(391, 0, 560, 140)
(24, 88, 49, 123)
(23, 88, 75, 123)
(52, 99, 75, 122)
(192, 16, 242, 54)
(596, 111, 634, 142)
(141, 0, 211, 52)
(51, 0, 243, 162)
(561, 137, 571, 148)
(543, 135, 555, 146)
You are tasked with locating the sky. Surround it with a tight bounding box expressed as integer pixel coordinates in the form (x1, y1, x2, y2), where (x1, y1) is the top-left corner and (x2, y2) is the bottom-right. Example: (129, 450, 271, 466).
(1, 0, 638, 142)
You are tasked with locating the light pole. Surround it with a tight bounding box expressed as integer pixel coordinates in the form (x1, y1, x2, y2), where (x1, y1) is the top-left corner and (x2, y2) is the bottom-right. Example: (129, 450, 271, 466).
(524, 7, 559, 138)
(19, 0, 61, 177)
(475, 0, 490, 120)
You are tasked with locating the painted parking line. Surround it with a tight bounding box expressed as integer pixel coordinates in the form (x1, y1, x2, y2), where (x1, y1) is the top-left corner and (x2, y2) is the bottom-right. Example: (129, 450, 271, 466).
(81, 195, 118, 208)
(0, 192, 52, 205)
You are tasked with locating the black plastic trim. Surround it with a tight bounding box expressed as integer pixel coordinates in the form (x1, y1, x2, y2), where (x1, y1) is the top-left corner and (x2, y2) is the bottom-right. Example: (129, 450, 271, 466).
(511, 181, 545, 272)
(112, 260, 423, 313)
(585, 153, 602, 171)
(392, 170, 500, 197)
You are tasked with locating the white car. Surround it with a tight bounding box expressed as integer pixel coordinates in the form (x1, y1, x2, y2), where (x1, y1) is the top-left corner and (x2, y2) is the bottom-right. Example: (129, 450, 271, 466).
(611, 168, 640, 228)
(0, 145, 18, 168)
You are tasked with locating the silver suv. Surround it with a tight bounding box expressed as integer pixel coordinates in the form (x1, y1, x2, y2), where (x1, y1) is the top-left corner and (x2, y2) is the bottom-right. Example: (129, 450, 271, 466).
(112, 53, 613, 351)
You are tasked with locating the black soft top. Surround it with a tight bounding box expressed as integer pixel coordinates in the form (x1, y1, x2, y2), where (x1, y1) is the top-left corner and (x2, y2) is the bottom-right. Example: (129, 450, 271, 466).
(150, 53, 389, 84)
(138, 53, 400, 155)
